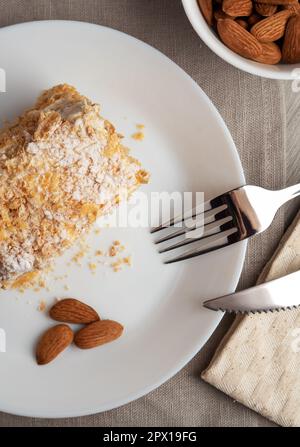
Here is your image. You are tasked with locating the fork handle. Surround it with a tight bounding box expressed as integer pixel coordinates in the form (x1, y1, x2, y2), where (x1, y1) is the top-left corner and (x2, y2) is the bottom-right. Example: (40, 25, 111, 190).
(276, 183, 300, 207)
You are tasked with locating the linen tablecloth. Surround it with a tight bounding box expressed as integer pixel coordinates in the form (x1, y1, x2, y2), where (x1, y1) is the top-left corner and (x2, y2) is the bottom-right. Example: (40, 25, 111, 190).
(0, 0, 298, 427)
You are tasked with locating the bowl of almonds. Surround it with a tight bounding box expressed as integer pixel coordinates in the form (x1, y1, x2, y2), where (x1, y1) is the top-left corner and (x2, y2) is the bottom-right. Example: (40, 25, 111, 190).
(182, 0, 300, 79)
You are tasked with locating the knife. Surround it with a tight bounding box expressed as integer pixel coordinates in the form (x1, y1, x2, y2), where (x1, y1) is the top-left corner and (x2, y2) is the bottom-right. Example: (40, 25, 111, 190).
(203, 270, 300, 314)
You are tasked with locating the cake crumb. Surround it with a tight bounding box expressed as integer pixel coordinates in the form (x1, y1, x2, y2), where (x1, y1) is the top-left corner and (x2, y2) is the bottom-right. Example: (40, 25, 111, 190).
(123, 256, 132, 266)
(136, 124, 145, 130)
(89, 262, 97, 272)
(109, 245, 117, 257)
(38, 300, 46, 312)
(111, 258, 122, 272)
(136, 169, 149, 184)
(132, 131, 144, 141)
(72, 250, 86, 264)
(110, 254, 132, 272)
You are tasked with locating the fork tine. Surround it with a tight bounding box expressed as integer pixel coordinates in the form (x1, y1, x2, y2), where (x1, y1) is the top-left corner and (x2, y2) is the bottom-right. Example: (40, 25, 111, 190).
(158, 216, 233, 253)
(150, 198, 212, 234)
(154, 205, 229, 245)
(163, 227, 240, 264)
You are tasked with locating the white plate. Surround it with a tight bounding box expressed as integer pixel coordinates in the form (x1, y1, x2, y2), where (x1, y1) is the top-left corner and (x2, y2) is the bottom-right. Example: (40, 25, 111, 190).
(0, 21, 246, 418)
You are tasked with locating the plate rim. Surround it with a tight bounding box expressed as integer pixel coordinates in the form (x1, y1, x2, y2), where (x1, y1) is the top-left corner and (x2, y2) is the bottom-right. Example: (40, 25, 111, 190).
(0, 19, 247, 418)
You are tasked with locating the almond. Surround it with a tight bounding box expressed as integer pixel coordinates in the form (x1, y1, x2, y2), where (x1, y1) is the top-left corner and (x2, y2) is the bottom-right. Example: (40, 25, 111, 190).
(36, 324, 73, 365)
(74, 320, 123, 349)
(223, 0, 253, 17)
(251, 10, 292, 42)
(282, 14, 300, 63)
(196, 0, 300, 65)
(283, 3, 300, 13)
(248, 14, 263, 26)
(255, 3, 277, 16)
(197, 0, 213, 26)
(236, 19, 249, 29)
(214, 9, 232, 21)
(49, 298, 100, 324)
(252, 42, 282, 64)
(254, 0, 298, 4)
(217, 19, 263, 59)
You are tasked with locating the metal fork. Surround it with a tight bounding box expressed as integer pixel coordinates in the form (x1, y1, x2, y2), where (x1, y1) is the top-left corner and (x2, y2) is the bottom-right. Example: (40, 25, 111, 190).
(151, 184, 300, 264)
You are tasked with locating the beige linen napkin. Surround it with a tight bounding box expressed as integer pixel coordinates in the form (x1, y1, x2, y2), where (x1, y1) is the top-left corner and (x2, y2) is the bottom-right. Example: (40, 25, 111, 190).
(202, 211, 300, 427)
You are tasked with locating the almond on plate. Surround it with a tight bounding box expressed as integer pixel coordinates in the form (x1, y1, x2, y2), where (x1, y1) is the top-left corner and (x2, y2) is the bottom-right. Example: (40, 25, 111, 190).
(74, 320, 124, 349)
(36, 324, 74, 365)
(49, 298, 100, 324)
(217, 18, 263, 59)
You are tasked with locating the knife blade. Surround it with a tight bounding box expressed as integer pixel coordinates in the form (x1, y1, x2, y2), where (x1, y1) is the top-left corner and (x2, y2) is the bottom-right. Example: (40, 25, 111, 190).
(203, 270, 300, 314)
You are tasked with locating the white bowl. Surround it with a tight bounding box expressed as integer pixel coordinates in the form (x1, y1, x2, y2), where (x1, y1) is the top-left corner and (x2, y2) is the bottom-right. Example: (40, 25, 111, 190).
(182, 0, 300, 80)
